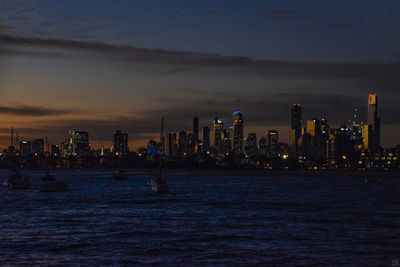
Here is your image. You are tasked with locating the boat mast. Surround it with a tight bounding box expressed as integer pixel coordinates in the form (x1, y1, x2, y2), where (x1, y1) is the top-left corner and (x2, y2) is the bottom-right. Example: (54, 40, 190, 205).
(159, 117, 164, 178)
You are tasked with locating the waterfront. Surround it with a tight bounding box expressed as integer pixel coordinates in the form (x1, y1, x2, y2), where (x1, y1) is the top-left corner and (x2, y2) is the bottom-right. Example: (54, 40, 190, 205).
(1, 170, 399, 265)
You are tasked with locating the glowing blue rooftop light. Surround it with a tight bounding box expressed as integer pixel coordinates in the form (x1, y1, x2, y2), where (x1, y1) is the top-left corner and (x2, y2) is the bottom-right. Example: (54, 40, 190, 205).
(233, 110, 242, 115)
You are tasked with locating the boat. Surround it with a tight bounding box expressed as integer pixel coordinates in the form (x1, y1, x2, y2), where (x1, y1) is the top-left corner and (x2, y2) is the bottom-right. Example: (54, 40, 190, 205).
(40, 171, 68, 192)
(112, 169, 129, 180)
(148, 176, 169, 193)
(147, 117, 169, 193)
(3, 169, 31, 190)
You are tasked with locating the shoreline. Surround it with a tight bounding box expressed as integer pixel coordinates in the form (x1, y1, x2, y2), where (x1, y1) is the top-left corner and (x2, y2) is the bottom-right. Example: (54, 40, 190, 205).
(2, 168, 399, 178)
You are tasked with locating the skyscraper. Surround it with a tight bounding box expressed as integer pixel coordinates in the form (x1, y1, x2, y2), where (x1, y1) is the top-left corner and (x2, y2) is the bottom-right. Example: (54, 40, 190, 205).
(32, 138, 44, 155)
(213, 117, 223, 154)
(290, 104, 302, 151)
(259, 137, 267, 156)
(193, 116, 199, 142)
(164, 133, 173, 157)
(267, 130, 279, 157)
(74, 131, 90, 157)
(202, 126, 210, 153)
(113, 130, 128, 155)
(351, 109, 363, 150)
(233, 110, 244, 154)
(178, 130, 187, 156)
(367, 94, 380, 150)
(246, 133, 257, 156)
(307, 118, 321, 146)
(363, 125, 372, 150)
(20, 141, 31, 155)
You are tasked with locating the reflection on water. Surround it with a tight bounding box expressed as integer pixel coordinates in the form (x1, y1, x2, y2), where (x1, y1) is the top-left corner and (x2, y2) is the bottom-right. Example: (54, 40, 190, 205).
(1, 170, 399, 265)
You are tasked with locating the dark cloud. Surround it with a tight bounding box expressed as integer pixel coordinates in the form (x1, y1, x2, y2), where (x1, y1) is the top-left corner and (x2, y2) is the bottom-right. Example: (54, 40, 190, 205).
(0, 105, 81, 116)
(1, 34, 400, 83)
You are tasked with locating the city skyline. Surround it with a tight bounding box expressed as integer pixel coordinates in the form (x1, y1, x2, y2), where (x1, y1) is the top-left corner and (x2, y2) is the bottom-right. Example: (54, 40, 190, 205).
(1, 1, 400, 149)
(1, 93, 397, 153)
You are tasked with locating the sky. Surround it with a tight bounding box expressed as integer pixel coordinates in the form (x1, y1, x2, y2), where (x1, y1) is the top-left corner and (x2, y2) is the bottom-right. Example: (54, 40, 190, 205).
(0, 0, 400, 150)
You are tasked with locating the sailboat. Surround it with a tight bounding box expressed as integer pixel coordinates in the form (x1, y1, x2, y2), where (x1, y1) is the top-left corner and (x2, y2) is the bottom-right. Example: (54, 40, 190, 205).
(3, 169, 31, 190)
(147, 117, 169, 193)
(40, 170, 69, 192)
(40, 146, 68, 192)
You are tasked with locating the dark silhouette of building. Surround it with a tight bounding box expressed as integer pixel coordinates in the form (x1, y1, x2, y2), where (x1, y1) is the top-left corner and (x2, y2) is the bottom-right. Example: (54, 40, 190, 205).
(51, 144, 60, 157)
(259, 137, 267, 156)
(32, 138, 44, 155)
(233, 110, 244, 154)
(193, 116, 199, 142)
(20, 141, 31, 155)
(290, 104, 302, 153)
(246, 133, 257, 156)
(267, 130, 279, 157)
(202, 126, 210, 153)
(74, 131, 90, 157)
(164, 133, 174, 157)
(178, 131, 187, 156)
(113, 130, 128, 155)
(213, 118, 224, 154)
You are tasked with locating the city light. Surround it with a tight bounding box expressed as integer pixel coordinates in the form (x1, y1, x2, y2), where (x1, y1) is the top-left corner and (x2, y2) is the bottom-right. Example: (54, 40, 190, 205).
(0, 94, 397, 171)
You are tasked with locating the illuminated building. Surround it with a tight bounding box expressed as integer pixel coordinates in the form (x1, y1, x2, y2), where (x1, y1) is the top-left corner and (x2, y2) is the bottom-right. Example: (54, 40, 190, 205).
(32, 138, 44, 155)
(74, 131, 90, 157)
(321, 118, 329, 135)
(213, 117, 224, 154)
(306, 118, 321, 157)
(232, 110, 244, 154)
(113, 130, 128, 155)
(367, 94, 380, 150)
(146, 140, 159, 161)
(267, 130, 279, 158)
(350, 109, 364, 150)
(326, 127, 355, 168)
(363, 124, 372, 150)
(62, 136, 74, 157)
(202, 126, 210, 153)
(20, 141, 31, 155)
(307, 118, 321, 138)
